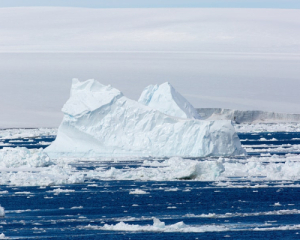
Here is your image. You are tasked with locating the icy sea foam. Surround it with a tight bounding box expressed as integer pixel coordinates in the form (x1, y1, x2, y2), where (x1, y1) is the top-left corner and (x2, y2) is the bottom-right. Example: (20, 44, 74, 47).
(45, 79, 245, 158)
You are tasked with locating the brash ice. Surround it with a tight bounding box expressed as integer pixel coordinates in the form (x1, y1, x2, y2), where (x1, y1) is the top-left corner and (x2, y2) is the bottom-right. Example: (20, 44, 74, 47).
(45, 79, 245, 158)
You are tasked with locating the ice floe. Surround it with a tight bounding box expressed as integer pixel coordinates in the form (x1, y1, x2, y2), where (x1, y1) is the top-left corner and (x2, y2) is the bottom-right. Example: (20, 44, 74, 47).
(93, 157, 224, 181)
(91, 155, 300, 182)
(129, 189, 149, 194)
(235, 123, 300, 133)
(0, 150, 85, 186)
(2, 152, 300, 186)
(84, 217, 229, 232)
(47, 188, 75, 194)
(0, 128, 57, 140)
(0, 147, 52, 168)
(186, 209, 300, 219)
(45, 79, 244, 158)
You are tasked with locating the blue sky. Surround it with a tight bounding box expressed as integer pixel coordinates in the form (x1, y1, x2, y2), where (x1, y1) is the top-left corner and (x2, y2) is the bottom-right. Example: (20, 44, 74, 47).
(0, 0, 300, 9)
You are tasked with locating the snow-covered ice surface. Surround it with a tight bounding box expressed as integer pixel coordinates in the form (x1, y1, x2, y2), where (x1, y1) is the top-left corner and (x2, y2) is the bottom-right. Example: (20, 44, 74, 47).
(45, 79, 244, 158)
(139, 82, 200, 119)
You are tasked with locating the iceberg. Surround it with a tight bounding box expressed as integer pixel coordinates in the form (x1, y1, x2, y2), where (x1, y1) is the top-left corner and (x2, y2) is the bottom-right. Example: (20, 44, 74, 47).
(45, 79, 245, 158)
(138, 82, 200, 119)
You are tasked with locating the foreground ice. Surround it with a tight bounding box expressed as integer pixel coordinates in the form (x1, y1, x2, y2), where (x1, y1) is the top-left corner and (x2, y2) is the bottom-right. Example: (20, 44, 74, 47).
(2, 146, 300, 186)
(45, 79, 244, 158)
(94, 155, 300, 182)
(84, 217, 300, 233)
(0, 148, 84, 186)
(84, 220, 300, 233)
(98, 157, 225, 181)
(85, 217, 228, 233)
(138, 82, 200, 119)
(0, 147, 51, 168)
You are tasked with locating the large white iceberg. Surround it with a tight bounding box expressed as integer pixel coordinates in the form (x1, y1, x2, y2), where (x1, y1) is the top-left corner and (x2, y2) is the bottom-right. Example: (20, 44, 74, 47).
(45, 79, 245, 158)
(138, 82, 201, 119)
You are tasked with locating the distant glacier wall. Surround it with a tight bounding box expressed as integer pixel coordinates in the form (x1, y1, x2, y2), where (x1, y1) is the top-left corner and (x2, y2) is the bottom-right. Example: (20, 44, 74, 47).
(197, 108, 300, 123)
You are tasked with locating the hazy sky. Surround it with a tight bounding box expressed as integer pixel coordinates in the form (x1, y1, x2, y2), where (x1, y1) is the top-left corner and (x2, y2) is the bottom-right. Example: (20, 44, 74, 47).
(0, 7, 299, 127)
(0, 0, 299, 9)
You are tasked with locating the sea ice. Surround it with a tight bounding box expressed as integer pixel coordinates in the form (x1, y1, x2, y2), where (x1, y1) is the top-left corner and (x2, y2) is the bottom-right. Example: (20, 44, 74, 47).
(94, 157, 225, 181)
(138, 82, 200, 119)
(91, 155, 300, 182)
(129, 189, 149, 194)
(0, 128, 57, 140)
(85, 217, 229, 232)
(234, 122, 300, 133)
(45, 79, 245, 158)
(0, 147, 52, 168)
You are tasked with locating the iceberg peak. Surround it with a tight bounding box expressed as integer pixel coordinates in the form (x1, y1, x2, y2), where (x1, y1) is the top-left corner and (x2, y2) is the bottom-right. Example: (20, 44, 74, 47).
(138, 82, 201, 119)
(62, 79, 123, 118)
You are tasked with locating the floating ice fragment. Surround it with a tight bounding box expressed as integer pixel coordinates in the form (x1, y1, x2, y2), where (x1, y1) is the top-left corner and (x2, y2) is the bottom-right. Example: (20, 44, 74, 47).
(47, 188, 75, 194)
(71, 206, 83, 209)
(0, 147, 52, 168)
(129, 189, 148, 194)
(15, 192, 31, 195)
(84, 217, 229, 232)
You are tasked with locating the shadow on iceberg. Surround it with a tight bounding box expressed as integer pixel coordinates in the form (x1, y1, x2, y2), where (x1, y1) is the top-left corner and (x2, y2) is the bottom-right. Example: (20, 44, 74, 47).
(45, 79, 246, 158)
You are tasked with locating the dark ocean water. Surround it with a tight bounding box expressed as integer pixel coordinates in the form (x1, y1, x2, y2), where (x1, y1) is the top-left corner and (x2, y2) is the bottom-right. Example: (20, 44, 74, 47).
(1, 132, 300, 239)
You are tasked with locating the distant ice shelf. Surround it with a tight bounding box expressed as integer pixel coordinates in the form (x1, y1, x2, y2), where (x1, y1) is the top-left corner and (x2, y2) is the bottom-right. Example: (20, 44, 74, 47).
(198, 108, 300, 123)
(45, 79, 245, 158)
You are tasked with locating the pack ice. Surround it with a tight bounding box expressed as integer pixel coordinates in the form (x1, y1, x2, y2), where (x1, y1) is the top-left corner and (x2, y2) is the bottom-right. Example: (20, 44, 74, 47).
(45, 79, 245, 158)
